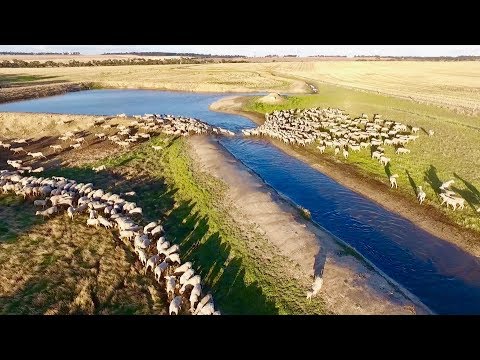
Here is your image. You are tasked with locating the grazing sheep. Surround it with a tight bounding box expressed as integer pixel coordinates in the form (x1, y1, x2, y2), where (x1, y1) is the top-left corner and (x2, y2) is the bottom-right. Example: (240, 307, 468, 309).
(428, 130, 434, 136)
(165, 276, 177, 299)
(33, 199, 48, 208)
(27, 152, 47, 159)
(145, 254, 160, 274)
(169, 296, 183, 315)
(179, 275, 201, 294)
(92, 165, 106, 172)
(35, 205, 58, 219)
(144, 221, 158, 234)
(189, 283, 202, 312)
(97, 216, 113, 229)
(165, 253, 181, 265)
(137, 249, 147, 266)
(154, 261, 169, 282)
(86, 218, 99, 228)
(49, 145, 63, 152)
(31, 167, 44, 173)
(67, 206, 75, 220)
(440, 180, 454, 191)
(334, 147, 340, 156)
(11, 147, 26, 154)
(197, 302, 215, 315)
(379, 156, 390, 167)
(389, 174, 399, 188)
(179, 268, 195, 285)
(150, 225, 164, 237)
(316, 145, 325, 154)
(173, 262, 192, 276)
(417, 186, 426, 205)
(193, 294, 213, 315)
(342, 149, 349, 159)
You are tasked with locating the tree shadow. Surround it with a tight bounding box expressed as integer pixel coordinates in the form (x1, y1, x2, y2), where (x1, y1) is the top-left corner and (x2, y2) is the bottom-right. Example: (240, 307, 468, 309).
(406, 169, 418, 196)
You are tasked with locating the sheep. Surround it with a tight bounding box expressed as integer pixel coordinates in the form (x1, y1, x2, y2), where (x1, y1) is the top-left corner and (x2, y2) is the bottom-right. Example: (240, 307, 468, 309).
(193, 294, 213, 315)
(179, 275, 201, 294)
(31, 167, 44, 173)
(160, 244, 179, 257)
(197, 302, 215, 315)
(145, 254, 160, 274)
(428, 130, 434, 137)
(86, 218, 99, 228)
(33, 199, 48, 208)
(212, 310, 221, 315)
(154, 261, 169, 282)
(417, 186, 426, 205)
(67, 206, 75, 220)
(173, 262, 192, 276)
(451, 197, 465, 210)
(440, 180, 454, 191)
(411, 127, 420, 133)
(306, 275, 323, 300)
(334, 147, 340, 156)
(189, 283, 202, 312)
(169, 296, 183, 315)
(395, 147, 411, 155)
(97, 216, 113, 229)
(137, 249, 147, 266)
(389, 174, 399, 189)
(156, 237, 168, 252)
(70, 143, 81, 150)
(11, 147, 26, 154)
(165, 253, 181, 265)
(49, 145, 63, 152)
(27, 152, 47, 159)
(179, 268, 195, 285)
(165, 276, 177, 299)
(144, 221, 158, 234)
(343, 149, 349, 159)
(92, 165, 106, 172)
(128, 207, 143, 215)
(35, 205, 58, 219)
(119, 230, 135, 240)
(150, 224, 164, 237)
(316, 145, 325, 154)
(379, 156, 390, 167)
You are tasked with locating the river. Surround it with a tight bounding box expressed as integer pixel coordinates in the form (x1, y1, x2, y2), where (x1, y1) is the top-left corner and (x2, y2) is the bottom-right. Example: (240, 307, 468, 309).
(1, 89, 480, 314)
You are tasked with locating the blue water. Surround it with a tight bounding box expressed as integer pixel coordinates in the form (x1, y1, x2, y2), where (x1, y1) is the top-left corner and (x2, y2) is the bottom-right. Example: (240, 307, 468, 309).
(2, 89, 480, 314)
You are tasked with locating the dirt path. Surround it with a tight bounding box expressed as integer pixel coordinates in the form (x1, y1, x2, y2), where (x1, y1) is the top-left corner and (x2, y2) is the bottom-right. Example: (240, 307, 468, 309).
(210, 96, 480, 258)
(187, 135, 431, 315)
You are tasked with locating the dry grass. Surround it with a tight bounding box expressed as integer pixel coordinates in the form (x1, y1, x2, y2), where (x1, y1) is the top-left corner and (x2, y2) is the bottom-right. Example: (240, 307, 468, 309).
(0, 208, 168, 315)
(1, 61, 479, 114)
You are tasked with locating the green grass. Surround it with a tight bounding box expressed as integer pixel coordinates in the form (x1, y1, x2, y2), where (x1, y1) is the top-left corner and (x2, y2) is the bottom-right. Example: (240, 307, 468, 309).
(244, 82, 480, 235)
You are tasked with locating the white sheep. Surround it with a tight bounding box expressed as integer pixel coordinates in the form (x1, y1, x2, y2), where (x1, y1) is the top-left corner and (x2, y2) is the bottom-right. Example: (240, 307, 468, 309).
(189, 283, 202, 312)
(144, 221, 158, 233)
(179, 268, 195, 285)
(416, 186, 426, 204)
(173, 262, 192, 276)
(35, 205, 58, 219)
(440, 180, 454, 191)
(137, 249, 147, 266)
(179, 275, 201, 294)
(165, 253, 181, 265)
(67, 206, 75, 220)
(165, 275, 177, 299)
(86, 218, 99, 228)
(343, 149, 349, 159)
(193, 294, 213, 315)
(389, 174, 399, 188)
(169, 296, 183, 315)
(197, 302, 215, 315)
(145, 254, 160, 274)
(27, 152, 47, 159)
(154, 261, 169, 282)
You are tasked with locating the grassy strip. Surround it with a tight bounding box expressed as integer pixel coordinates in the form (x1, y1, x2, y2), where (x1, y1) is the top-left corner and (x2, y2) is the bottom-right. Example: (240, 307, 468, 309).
(244, 83, 480, 235)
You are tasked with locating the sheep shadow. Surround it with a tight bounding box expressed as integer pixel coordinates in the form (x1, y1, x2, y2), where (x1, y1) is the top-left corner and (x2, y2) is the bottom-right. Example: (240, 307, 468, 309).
(384, 162, 392, 178)
(454, 172, 480, 204)
(424, 165, 443, 195)
(406, 169, 418, 196)
(420, 127, 429, 135)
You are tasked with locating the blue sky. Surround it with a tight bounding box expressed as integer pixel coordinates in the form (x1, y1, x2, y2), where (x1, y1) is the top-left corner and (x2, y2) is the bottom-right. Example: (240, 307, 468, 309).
(0, 45, 479, 57)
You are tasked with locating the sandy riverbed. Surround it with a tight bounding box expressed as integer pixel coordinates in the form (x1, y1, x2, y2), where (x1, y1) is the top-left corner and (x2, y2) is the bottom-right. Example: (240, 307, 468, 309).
(187, 135, 431, 314)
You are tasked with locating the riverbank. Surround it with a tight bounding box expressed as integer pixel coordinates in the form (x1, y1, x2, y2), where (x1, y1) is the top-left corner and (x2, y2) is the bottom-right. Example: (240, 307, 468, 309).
(188, 135, 430, 314)
(0, 82, 92, 104)
(210, 96, 480, 258)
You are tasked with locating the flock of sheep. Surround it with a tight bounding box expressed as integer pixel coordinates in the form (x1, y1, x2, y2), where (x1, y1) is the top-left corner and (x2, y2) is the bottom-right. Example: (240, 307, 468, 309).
(0, 169, 221, 315)
(0, 112, 241, 315)
(242, 107, 469, 211)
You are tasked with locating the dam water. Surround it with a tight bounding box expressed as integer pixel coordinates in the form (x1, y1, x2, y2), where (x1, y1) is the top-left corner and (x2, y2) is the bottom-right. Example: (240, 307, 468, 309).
(2, 89, 480, 314)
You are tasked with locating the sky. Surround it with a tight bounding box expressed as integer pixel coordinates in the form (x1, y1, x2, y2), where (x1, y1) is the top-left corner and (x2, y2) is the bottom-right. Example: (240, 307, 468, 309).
(0, 45, 479, 57)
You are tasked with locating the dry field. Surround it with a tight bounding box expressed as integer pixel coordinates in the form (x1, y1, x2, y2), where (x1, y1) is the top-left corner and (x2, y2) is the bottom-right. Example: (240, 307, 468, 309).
(1, 61, 479, 114)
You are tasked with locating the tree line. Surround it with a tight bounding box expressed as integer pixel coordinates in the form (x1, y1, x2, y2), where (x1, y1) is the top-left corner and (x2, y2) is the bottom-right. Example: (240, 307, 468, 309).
(0, 57, 248, 68)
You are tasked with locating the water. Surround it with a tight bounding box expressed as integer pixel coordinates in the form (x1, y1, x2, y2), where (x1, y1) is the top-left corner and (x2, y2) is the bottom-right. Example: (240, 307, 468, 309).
(2, 89, 480, 314)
